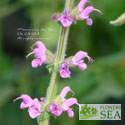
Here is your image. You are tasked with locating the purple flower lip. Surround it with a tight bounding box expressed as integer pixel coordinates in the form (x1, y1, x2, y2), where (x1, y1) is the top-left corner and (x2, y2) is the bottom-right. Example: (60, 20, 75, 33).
(59, 62, 71, 78)
(78, 0, 94, 26)
(49, 103, 63, 117)
(26, 41, 47, 68)
(52, 9, 74, 27)
(59, 51, 93, 78)
(14, 94, 44, 119)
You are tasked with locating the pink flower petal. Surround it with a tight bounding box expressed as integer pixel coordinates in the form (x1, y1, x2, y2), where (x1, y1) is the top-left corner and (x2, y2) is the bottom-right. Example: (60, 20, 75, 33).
(58, 9, 73, 27)
(77, 62, 87, 71)
(35, 41, 47, 53)
(28, 99, 41, 119)
(67, 108, 74, 118)
(28, 106, 41, 119)
(31, 59, 41, 68)
(86, 18, 93, 26)
(59, 86, 71, 100)
(80, 6, 94, 19)
(40, 97, 46, 103)
(62, 98, 78, 111)
(15, 94, 33, 109)
(33, 48, 42, 58)
(78, 0, 88, 12)
(49, 103, 63, 117)
(31, 41, 47, 68)
(72, 51, 88, 65)
(60, 18, 73, 27)
(59, 63, 71, 78)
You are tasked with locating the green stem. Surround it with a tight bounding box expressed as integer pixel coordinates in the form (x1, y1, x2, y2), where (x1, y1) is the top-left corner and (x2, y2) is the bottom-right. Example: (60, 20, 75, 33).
(39, 120, 49, 125)
(46, 27, 70, 103)
(38, 26, 70, 125)
(38, 0, 73, 125)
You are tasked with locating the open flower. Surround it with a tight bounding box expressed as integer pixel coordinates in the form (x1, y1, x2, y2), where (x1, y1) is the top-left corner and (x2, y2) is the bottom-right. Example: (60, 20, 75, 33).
(59, 62, 71, 78)
(28, 98, 41, 119)
(59, 86, 72, 101)
(78, 0, 94, 26)
(52, 9, 74, 27)
(72, 51, 93, 71)
(15, 94, 42, 119)
(31, 41, 47, 68)
(15, 94, 33, 109)
(49, 86, 78, 117)
(59, 51, 93, 78)
(49, 103, 63, 117)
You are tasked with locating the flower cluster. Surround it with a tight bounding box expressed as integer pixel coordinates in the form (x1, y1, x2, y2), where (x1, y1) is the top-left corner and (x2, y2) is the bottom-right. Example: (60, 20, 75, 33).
(53, 0, 95, 27)
(15, 86, 78, 119)
(31, 41, 47, 68)
(59, 51, 93, 78)
(27, 41, 92, 79)
(49, 86, 78, 117)
(14, 95, 44, 119)
(15, 0, 97, 122)
(52, 9, 74, 27)
(78, 0, 94, 26)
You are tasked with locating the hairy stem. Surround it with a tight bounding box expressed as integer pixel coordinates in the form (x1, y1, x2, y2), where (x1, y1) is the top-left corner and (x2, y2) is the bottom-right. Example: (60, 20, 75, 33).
(38, 27, 70, 125)
(46, 27, 70, 102)
(38, 0, 73, 125)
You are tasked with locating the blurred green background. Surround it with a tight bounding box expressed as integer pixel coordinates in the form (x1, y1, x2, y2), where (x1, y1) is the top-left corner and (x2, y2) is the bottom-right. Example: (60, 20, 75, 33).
(0, 0, 125, 125)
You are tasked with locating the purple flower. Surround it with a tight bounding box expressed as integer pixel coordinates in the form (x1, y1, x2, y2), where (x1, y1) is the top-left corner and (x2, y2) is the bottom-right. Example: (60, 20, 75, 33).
(49, 103, 63, 117)
(59, 86, 72, 101)
(15, 94, 42, 119)
(78, 0, 94, 26)
(59, 51, 93, 78)
(59, 62, 71, 78)
(40, 97, 46, 103)
(49, 86, 78, 118)
(15, 94, 33, 109)
(62, 98, 78, 111)
(28, 98, 41, 119)
(67, 108, 74, 118)
(31, 41, 47, 68)
(53, 9, 74, 27)
(72, 51, 92, 71)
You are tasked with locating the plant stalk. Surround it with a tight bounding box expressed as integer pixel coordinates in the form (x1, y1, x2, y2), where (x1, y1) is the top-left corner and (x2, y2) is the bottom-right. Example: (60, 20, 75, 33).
(38, 0, 73, 125)
(46, 27, 69, 102)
